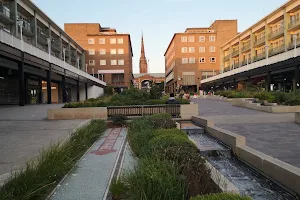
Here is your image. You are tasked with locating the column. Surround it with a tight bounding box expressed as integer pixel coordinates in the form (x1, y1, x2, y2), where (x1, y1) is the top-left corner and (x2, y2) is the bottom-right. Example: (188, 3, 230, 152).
(47, 64, 52, 104)
(76, 78, 80, 102)
(33, 11, 37, 46)
(295, 66, 300, 91)
(18, 57, 25, 106)
(85, 82, 88, 100)
(266, 71, 271, 92)
(81, 52, 86, 72)
(283, 8, 290, 52)
(67, 41, 71, 64)
(59, 32, 63, 60)
(62, 69, 66, 103)
(48, 23, 52, 54)
(250, 29, 255, 63)
(10, 0, 18, 36)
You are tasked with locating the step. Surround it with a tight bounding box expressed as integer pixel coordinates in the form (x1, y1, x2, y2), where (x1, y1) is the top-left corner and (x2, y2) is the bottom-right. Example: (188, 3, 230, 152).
(181, 126, 204, 134)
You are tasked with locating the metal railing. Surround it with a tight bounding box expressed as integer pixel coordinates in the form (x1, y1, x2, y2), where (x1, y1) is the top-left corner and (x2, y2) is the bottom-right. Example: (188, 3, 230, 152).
(51, 39, 60, 52)
(223, 54, 230, 61)
(253, 37, 265, 47)
(0, 4, 11, 19)
(242, 43, 251, 52)
(37, 31, 48, 45)
(231, 50, 239, 57)
(289, 18, 300, 30)
(254, 53, 266, 62)
(107, 104, 181, 118)
(269, 45, 285, 57)
(268, 27, 284, 40)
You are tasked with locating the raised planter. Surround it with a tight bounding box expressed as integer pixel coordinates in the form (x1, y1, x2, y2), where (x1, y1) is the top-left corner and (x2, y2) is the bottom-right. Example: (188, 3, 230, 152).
(47, 104, 199, 120)
(204, 95, 234, 102)
(232, 99, 300, 113)
(192, 116, 300, 196)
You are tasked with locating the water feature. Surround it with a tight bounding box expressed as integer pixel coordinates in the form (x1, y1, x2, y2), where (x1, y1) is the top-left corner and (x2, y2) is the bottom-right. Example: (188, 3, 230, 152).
(180, 122, 298, 200)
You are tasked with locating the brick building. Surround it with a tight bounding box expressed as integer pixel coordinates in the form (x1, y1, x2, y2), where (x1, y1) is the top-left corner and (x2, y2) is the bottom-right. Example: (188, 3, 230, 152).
(64, 23, 133, 91)
(133, 35, 165, 89)
(164, 20, 238, 93)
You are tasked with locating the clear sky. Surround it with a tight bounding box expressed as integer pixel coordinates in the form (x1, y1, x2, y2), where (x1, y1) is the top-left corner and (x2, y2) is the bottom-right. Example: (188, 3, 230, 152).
(33, 0, 286, 74)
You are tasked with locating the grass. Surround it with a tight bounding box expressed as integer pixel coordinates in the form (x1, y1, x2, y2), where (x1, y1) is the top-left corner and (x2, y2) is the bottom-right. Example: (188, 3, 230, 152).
(0, 119, 106, 200)
(190, 193, 252, 200)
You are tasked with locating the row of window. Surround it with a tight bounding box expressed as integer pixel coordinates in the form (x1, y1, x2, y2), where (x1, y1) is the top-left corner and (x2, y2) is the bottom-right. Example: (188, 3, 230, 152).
(88, 48, 124, 55)
(181, 36, 216, 43)
(88, 59, 125, 66)
(88, 38, 124, 45)
(182, 46, 216, 53)
(182, 57, 216, 64)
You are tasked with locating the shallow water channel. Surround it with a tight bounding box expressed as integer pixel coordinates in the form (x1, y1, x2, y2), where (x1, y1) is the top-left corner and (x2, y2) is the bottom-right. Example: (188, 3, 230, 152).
(181, 122, 297, 200)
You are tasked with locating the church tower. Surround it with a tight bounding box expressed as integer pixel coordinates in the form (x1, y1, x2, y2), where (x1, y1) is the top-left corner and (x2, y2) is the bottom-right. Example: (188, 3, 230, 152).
(139, 34, 148, 74)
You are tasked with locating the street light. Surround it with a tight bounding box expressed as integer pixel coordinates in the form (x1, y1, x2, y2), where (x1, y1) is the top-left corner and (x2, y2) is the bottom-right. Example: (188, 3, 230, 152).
(46, 38, 51, 62)
(17, 19, 24, 51)
(293, 34, 297, 58)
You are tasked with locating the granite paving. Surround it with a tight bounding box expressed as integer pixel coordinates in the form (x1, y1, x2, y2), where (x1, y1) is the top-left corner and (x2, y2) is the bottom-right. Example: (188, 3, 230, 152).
(193, 99, 300, 168)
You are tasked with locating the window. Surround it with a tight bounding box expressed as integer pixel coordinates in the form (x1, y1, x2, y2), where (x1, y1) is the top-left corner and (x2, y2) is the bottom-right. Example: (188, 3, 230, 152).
(99, 49, 106, 55)
(199, 36, 205, 42)
(182, 58, 188, 64)
(89, 60, 95, 66)
(88, 49, 95, 55)
(188, 36, 194, 42)
(111, 60, 117, 65)
(118, 59, 124, 65)
(110, 49, 117, 54)
(210, 57, 216, 63)
(181, 36, 187, 42)
(189, 47, 195, 53)
(99, 38, 105, 44)
(100, 60, 106, 65)
(199, 46, 205, 52)
(117, 38, 123, 44)
(209, 36, 216, 42)
(189, 58, 195, 63)
(199, 57, 205, 63)
(88, 38, 94, 44)
(209, 46, 216, 52)
(110, 38, 116, 44)
(181, 47, 187, 53)
(118, 49, 124, 54)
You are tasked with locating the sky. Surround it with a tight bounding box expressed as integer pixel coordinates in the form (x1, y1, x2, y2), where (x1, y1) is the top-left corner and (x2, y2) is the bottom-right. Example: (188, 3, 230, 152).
(32, 0, 287, 74)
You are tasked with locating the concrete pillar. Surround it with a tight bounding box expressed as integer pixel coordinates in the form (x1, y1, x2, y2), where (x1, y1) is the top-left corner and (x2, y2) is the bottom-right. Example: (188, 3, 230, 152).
(85, 82, 88, 99)
(48, 23, 51, 54)
(283, 8, 290, 52)
(59, 32, 63, 60)
(32, 11, 37, 46)
(18, 55, 25, 106)
(62, 69, 66, 103)
(250, 29, 255, 63)
(47, 64, 52, 104)
(10, 0, 18, 36)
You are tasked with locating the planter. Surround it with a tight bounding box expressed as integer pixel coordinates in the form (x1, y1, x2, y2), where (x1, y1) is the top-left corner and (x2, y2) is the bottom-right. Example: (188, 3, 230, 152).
(296, 113, 300, 125)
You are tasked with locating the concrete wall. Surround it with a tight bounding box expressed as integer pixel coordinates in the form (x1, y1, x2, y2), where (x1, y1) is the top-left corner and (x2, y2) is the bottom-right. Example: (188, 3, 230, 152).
(71, 87, 77, 102)
(296, 113, 300, 124)
(48, 107, 107, 120)
(88, 85, 104, 99)
(180, 103, 199, 119)
(79, 85, 86, 101)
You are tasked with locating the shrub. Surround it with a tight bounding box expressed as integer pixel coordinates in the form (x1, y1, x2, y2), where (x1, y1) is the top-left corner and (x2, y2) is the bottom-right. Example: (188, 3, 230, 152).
(0, 120, 106, 200)
(253, 91, 275, 103)
(285, 95, 300, 106)
(110, 115, 128, 126)
(149, 113, 176, 129)
(118, 158, 186, 200)
(190, 193, 252, 200)
(150, 84, 163, 99)
(153, 128, 187, 138)
(104, 86, 114, 95)
(110, 178, 128, 200)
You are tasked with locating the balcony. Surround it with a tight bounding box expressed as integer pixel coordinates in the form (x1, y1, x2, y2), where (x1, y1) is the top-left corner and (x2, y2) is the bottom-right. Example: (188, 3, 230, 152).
(268, 27, 284, 41)
(289, 18, 300, 31)
(223, 67, 231, 72)
(19, 21, 34, 37)
(253, 37, 265, 47)
(241, 59, 250, 66)
(71, 51, 77, 62)
(51, 38, 60, 52)
(269, 45, 285, 57)
(0, 4, 13, 24)
(231, 49, 239, 58)
(37, 31, 48, 45)
(223, 54, 230, 61)
(242, 43, 251, 52)
(254, 53, 266, 62)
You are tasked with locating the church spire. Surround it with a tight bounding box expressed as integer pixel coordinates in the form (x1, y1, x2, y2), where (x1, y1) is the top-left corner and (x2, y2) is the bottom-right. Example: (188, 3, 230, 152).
(139, 33, 148, 74)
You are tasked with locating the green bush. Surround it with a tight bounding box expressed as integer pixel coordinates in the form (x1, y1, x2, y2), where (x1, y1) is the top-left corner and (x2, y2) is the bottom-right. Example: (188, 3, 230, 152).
(153, 128, 187, 138)
(0, 120, 106, 200)
(253, 91, 275, 103)
(149, 113, 176, 129)
(117, 158, 186, 200)
(104, 86, 114, 96)
(190, 193, 251, 200)
(110, 115, 128, 126)
(109, 178, 127, 200)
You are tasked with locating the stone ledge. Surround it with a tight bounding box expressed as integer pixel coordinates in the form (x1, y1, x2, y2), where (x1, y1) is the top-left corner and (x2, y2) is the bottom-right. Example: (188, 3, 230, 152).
(192, 116, 214, 128)
(48, 107, 108, 120)
(232, 99, 300, 113)
(296, 113, 300, 124)
(237, 145, 300, 196)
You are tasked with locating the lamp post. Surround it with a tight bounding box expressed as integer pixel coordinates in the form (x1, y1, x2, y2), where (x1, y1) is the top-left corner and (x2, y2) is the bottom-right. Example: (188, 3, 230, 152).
(46, 38, 51, 62)
(17, 19, 24, 51)
(293, 34, 297, 58)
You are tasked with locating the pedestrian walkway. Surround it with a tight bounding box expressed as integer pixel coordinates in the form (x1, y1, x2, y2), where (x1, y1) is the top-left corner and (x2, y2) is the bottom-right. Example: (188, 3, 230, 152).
(49, 128, 127, 200)
(193, 99, 300, 168)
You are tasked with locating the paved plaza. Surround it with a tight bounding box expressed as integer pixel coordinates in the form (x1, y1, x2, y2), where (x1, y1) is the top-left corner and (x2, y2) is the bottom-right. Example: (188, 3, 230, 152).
(193, 99, 300, 168)
(0, 104, 85, 184)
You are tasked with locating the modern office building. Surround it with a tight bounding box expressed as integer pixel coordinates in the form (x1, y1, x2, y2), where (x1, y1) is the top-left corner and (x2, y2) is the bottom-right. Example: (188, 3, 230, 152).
(164, 20, 238, 93)
(201, 0, 300, 92)
(64, 23, 133, 92)
(133, 35, 165, 90)
(0, 0, 105, 106)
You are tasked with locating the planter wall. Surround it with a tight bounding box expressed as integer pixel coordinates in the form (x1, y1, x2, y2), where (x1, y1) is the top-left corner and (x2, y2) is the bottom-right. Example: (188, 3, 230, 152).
(296, 113, 300, 125)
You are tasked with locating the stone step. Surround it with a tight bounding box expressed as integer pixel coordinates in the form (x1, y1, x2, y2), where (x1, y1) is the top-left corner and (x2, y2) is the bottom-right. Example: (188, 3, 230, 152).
(181, 126, 204, 134)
